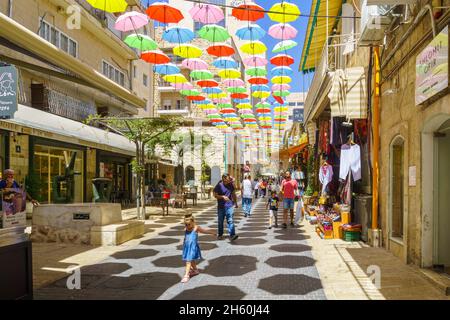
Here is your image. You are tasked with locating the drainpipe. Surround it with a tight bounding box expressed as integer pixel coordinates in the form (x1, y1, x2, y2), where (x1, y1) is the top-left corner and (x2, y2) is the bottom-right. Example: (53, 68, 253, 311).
(8, 0, 13, 17)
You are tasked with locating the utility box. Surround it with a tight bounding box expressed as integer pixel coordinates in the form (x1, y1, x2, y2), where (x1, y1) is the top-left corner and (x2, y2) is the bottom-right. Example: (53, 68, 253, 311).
(353, 194, 373, 242)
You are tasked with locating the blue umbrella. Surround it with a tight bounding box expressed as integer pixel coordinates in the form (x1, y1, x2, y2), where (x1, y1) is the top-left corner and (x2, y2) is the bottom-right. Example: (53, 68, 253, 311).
(251, 85, 270, 92)
(154, 63, 180, 75)
(270, 66, 294, 76)
(222, 113, 238, 118)
(162, 26, 195, 43)
(213, 57, 238, 69)
(203, 87, 222, 94)
(194, 99, 212, 105)
(236, 24, 266, 41)
(233, 98, 250, 104)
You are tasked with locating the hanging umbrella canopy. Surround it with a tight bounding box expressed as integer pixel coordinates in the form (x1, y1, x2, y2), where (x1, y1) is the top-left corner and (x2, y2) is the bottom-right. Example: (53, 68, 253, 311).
(236, 24, 266, 41)
(162, 26, 195, 44)
(239, 109, 254, 114)
(196, 99, 213, 105)
(180, 89, 201, 96)
(241, 114, 257, 120)
(190, 69, 213, 80)
(271, 75, 292, 84)
(182, 58, 208, 70)
(217, 98, 231, 104)
(213, 57, 238, 69)
(173, 44, 202, 58)
(240, 41, 267, 55)
(273, 40, 298, 53)
(274, 106, 288, 112)
(256, 109, 271, 114)
(251, 84, 270, 92)
(197, 80, 219, 87)
(272, 83, 291, 91)
(227, 86, 247, 93)
(154, 63, 180, 75)
(268, 23, 298, 40)
(171, 82, 193, 90)
(219, 102, 233, 108)
(252, 91, 271, 99)
(258, 116, 272, 121)
(187, 95, 206, 101)
(232, 2, 265, 21)
(203, 87, 222, 94)
(163, 73, 188, 83)
(268, 2, 300, 23)
(115, 11, 148, 32)
(243, 56, 268, 67)
(273, 90, 291, 97)
(87, 0, 127, 13)
(237, 103, 253, 109)
(218, 69, 241, 79)
(231, 93, 249, 99)
(124, 34, 157, 51)
(246, 67, 267, 77)
(233, 98, 251, 104)
(248, 77, 269, 85)
(208, 113, 223, 119)
(270, 66, 294, 77)
(223, 79, 245, 87)
(146, 2, 184, 24)
(220, 108, 236, 114)
(190, 3, 224, 24)
(208, 93, 227, 99)
(141, 50, 170, 64)
(270, 54, 295, 66)
(256, 102, 271, 109)
(207, 43, 235, 57)
(198, 24, 230, 42)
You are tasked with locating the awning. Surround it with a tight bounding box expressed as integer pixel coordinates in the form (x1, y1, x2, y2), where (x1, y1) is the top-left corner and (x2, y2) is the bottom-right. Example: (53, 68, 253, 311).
(1, 105, 136, 156)
(328, 67, 367, 119)
(279, 142, 308, 158)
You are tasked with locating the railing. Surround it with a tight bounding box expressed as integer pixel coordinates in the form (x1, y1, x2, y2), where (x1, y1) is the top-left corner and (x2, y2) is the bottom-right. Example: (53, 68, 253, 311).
(158, 80, 173, 87)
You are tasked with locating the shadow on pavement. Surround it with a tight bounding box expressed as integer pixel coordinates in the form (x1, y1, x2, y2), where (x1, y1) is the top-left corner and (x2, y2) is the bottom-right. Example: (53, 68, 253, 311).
(153, 255, 188, 268)
(269, 244, 312, 253)
(111, 249, 159, 260)
(230, 238, 267, 246)
(203, 255, 257, 277)
(159, 230, 185, 237)
(258, 274, 323, 295)
(176, 242, 218, 251)
(141, 238, 180, 246)
(172, 285, 245, 300)
(275, 234, 311, 241)
(265, 255, 316, 269)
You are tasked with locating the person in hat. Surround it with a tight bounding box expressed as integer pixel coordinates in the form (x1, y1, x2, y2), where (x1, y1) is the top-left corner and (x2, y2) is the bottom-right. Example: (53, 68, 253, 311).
(0, 169, 40, 209)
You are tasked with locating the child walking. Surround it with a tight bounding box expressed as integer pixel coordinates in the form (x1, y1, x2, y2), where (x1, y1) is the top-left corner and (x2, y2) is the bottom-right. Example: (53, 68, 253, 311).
(266, 191, 280, 229)
(181, 214, 216, 283)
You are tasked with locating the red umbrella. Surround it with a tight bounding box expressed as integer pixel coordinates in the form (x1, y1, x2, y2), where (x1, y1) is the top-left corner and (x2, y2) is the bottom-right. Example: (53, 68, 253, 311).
(187, 95, 205, 101)
(231, 93, 249, 99)
(141, 50, 170, 64)
(261, 125, 272, 129)
(197, 80, 219, 87)
(256, 108, 271, 113)
(270, 54, 295, 66)
(207, 44, 235, 57)
(232, 2, 265, 21)
(244, 118, 257, 122)
(146, 2, 183, 23)
(210, 118, 224, 123)
(220, 108, 236, 114)
(274, 96, 285, 104)
(248, 77, 269, 85)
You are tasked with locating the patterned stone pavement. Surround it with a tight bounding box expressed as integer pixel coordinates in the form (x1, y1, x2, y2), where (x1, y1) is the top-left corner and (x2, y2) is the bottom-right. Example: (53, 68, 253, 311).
(35, 198, 326, 300)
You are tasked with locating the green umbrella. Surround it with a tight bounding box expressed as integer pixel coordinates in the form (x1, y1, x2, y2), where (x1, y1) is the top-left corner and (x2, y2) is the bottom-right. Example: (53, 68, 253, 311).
(180, 89, 201, 96)
(246, 67, 267, 77)
(241, 114, 257, 119)
(227, 87, 247, 93)
(124, 34, 158, 51)
(272, 40, 298, 53)
(218, 103, 233, 108)
(208, 114, 222, 119)
(190, 69, 214, 80)
(198, 24, 230, 42)
(273, 90, 291, 97)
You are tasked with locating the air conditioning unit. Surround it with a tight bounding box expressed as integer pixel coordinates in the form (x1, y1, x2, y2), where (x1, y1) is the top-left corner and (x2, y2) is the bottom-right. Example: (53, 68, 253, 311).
(359, 0, 393, 46)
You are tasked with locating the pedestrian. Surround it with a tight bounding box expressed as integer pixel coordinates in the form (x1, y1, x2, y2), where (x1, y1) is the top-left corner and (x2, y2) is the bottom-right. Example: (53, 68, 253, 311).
(241, 175, 253, 217)
(266, 190, 280, 229)
(213, 174, 239, 241)
(254, 179, 260, 199)
(0, 169, 40, 209)
(260, 179, 267, 198)
(181, 214, 217, 283)
(281, 171, 299, 228)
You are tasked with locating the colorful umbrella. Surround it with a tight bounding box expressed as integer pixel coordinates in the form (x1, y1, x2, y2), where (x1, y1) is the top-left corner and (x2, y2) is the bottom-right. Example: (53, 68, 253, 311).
(243, 56, 268, 67)
(198, 24, 230, 42)
(273, 40, 298, 53)
(124, 34, 157, 51)
(232, 2, 265, 21)
(213, 57, 238, 69)
(268, 23, 298, 40)
(236, 24, 266, 41)
(154, 63, 180, 75)
(252, 91, 271, 98)
(271, 76, 292, 84)
(246, 67, 267, 77)
(273, 90, 291, 97)
(208, 93, 227, 99)
(248, 77, 269, 85)
(274, 106, 288, 112)
(187, 95, 206, 101)
(180, 89, 201, 96)
(182, 58, 208, 70)
(223, 79, 245, 87)
(227, 86, 247, 94)
(189, 4, 224, 24)
(272, 83, 291, 91)
(270, 66, 294, 76)
(218, 69, 241, 79)
(241, 114, 257, 119)
(141, 50, 170, 64)
(197, 80, 219, 87)
(233, 98, 251, 104)
(231, 93, 249, 99)
(237, 103, 253, 109)
(196, 99, 213, 105)
(190, 69, 213, 80)
(270, 54, 295, 66)
(115, 12, 148, 32)
(268, 2, 300, 23)
(146, 2, 184, 24)
(87, 0, 127, 13)
(203, 87, 222, 94)
(171, 82, 193, 90)
(240, 41, 267, 55)
(251, 85, 270, 92)
(162, 26, 195, 44)
(163, 74, 188, 83)
(173, 44, 202, 58)
(207, 44, 235, 57)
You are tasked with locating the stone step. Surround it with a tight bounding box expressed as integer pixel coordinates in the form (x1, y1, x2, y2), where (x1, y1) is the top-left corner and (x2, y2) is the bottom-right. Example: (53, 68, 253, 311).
(91, 221, 145, 246)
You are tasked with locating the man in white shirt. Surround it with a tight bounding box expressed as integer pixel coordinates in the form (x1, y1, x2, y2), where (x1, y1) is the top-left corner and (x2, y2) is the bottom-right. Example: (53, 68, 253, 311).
(241, 175, 253, 217)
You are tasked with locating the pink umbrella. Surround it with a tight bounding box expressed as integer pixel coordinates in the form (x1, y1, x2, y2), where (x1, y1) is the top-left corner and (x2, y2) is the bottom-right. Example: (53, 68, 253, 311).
(272, 84, 291, 91)
(189, 4, 224, 24)
(217, 97, 231, 103)
(268, 23, 298, 40)
(239, 109, 254, 114)
(182, 58, 209, 70)
(243, 56, 268, 67)
(223, 79, 245, 87)
(171, 82, 194, 90)
(115, 11, 149, 32)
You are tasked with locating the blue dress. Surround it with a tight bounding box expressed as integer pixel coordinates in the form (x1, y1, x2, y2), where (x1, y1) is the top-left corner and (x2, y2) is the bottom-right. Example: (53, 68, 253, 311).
(182, 229, 202, 262)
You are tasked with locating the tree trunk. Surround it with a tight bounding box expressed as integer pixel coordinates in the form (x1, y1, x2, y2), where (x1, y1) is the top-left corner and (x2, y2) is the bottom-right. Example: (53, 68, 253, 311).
(135, 140, 141, 220)
(140, 142, 146, 218)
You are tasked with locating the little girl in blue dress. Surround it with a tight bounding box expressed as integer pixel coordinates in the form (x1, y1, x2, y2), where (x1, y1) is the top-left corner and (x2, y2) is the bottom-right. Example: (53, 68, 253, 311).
(181, 214, 216, 283)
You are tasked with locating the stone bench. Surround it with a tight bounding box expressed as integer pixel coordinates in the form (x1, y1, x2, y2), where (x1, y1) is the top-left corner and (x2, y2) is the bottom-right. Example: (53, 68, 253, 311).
(90, 221, 145, 246)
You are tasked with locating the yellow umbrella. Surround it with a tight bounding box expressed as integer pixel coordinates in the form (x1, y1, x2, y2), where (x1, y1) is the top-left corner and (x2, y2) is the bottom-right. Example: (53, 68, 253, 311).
(173, 44, 202, 58)
(274, 106, 288, 112)
(252, 91, 270, 98)
(208, 93, 228, 99)
(216, 124, 228, 129)
(240, 41, 267, 55)
(218, 69, 242, 79)
(268, 2, 300, 23)
(163, 74, 187, 83)
(87, 0, 128, 13)
(236, 103, 253, 109)
(271, 75, 292, 84)
(259, 116, 272, 121)
(225, 117, 240, 122)
(200, 104, 217, 110)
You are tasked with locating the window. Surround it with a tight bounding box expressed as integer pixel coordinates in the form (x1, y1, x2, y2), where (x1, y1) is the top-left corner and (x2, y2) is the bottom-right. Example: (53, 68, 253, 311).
(390, 136, 405, 240)
(102, 60, 125, 87)
(176, 100, 182, 109)
(39, 19, 78, 57)
(133, 66, 137, 78)
(143, 74, 148, 86)
(289, 102, 296, 107)
(163, 100, 171, 110)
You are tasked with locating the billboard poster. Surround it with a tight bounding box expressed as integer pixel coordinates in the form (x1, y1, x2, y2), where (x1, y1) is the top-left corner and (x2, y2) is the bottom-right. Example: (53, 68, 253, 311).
(1, 188, 27, 228)
(293, 108, 304, 123)
(0, 65, 18, 119)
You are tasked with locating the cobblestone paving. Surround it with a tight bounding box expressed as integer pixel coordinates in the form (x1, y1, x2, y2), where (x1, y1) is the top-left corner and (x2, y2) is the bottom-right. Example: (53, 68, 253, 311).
(35, 199, 326, 300)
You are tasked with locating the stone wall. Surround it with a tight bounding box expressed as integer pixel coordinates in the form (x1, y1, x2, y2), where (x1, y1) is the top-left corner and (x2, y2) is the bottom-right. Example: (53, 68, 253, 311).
(9, 134, 29, 184)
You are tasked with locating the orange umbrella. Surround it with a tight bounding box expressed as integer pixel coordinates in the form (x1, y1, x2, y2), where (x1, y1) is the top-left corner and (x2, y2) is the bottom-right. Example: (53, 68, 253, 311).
(231, 93, 249, 99)
(197, 80, 219, 87)
(146, 2, 183, 23)
(270, 54, 295, 66)
(207, 44, 235, 57)
(232, 2, 265, 21)
(141, 50, 170, 64)
(187, 95, 206, 101)
(248, 77, 269, 85)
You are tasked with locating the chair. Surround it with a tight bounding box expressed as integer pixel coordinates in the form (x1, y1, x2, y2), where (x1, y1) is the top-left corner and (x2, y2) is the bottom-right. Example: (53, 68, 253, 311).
(172, 194, 187, 208)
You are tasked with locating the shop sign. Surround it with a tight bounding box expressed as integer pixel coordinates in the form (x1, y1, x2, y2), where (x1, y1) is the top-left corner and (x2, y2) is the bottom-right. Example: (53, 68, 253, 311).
(293, 108, 304, 123)
(416, 26, 449, 105)
(1, 188, 26, 228)
(0, 65, 18, 119)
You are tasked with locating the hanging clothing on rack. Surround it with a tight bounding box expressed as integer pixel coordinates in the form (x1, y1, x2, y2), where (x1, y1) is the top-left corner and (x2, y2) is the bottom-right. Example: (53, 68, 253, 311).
(319, 163, 333, 195)
(339, 143, 362, 181)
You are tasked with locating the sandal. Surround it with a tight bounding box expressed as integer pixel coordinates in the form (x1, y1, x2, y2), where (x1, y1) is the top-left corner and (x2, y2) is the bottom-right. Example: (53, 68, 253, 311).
(181, 275, 190, 283)
(189, 269, 200, 277)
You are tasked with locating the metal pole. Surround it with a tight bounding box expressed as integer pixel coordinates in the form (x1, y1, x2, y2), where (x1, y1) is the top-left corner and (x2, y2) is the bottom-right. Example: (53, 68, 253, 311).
(372, 47, 380, 231)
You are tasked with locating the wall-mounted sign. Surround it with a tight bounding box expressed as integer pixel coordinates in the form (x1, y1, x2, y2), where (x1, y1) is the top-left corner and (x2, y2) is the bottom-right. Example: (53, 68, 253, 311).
(416, 26, 449, 105)
(73, 213, 90, 220)
(0, 65, 18, 119)
(293, 108, 304, 123)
